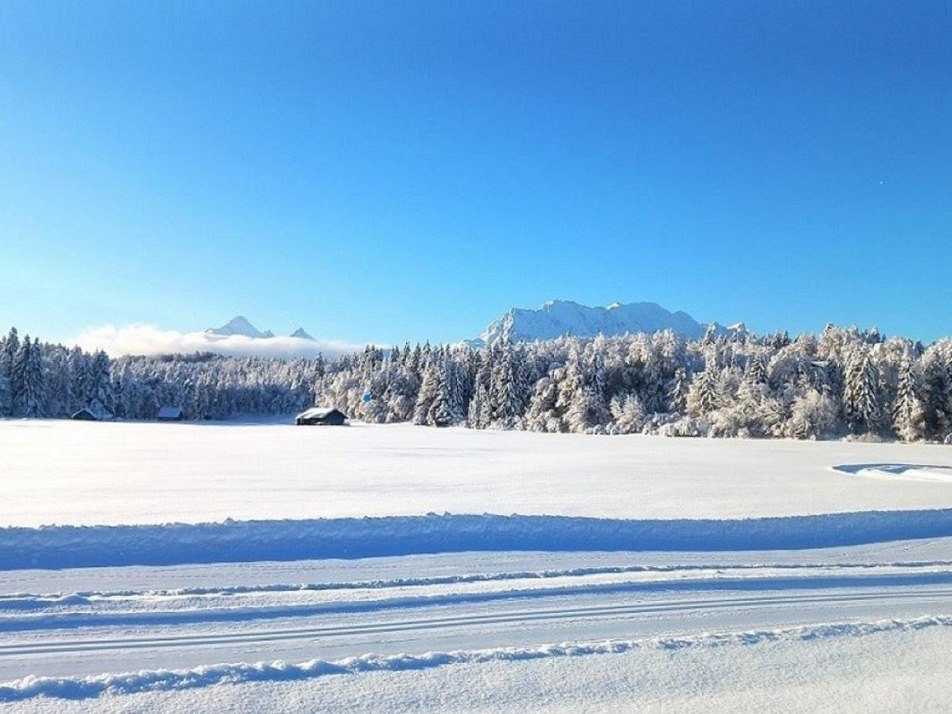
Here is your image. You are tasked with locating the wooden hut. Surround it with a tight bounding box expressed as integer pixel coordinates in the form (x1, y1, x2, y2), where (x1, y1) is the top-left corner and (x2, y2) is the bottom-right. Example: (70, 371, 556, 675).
(157, 406, 185, 422)
(295, 407, 348, 426)
(70, 408, 99, 421)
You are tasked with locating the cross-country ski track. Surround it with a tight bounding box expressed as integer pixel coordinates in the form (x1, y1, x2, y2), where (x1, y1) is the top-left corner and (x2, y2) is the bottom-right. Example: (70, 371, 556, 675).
(4, 544, 952, 703)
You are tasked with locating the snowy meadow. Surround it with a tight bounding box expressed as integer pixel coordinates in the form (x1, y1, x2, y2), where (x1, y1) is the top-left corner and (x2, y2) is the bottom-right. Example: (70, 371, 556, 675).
(3, 420, 952, 528)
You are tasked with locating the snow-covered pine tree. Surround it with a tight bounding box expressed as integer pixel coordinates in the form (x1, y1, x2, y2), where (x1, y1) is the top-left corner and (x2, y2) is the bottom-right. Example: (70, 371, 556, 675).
(892, 350, 925, 441)
(559, 346, 610, 432)
(466, 350, 492, 428)
(446, 358, 467, 424)
(554, 347, 585, 428)
(609, 393, 645, 434)
(648, 330, 685, 413)
(424, 369, 451, 427)
(686, 366, 718, 417)
(43, 346, 74, 417)
(744, 351, 769, 387)
(68, 347, 93, 413)
(919, 341, 952, 440)
(11, 337, 48, 418)
(0, 371, 10, 417)
(524, 375, 561, 432)
(89, 350, 117, 418)
(565, 385, 604, 433)
(0, 327, 19, 382)
(842, 344, 882, 435)
(732, 374, 763, 432)
(387, 364, 420, 422)
(666, 367, 689, 415)
(490, 343, 521, 428)
(413, 354, 442, 425)
(2, 328, 21, 412)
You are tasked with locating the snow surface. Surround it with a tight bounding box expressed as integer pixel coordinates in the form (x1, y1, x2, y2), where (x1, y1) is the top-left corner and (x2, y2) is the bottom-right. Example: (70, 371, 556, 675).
(2, 420, 952, 528)
(2, 542, 952, 710)
(3, 420, 952, 710)
(834, 462, 952, 484)
(2, 617, 950, 704)
(10, 510, 952, 570)
(8, 619, 948, 713)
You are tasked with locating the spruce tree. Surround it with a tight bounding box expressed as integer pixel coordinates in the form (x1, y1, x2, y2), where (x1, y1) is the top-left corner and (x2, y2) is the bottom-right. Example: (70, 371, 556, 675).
(842, 345, 882, 434)
(11, 337, 48, 418)
(525, 376, 560, 432)
(686, 368, 718, 417)
(0, 372, 10, 416)
(413, 358, 441, 425)
(919, 342, 952, 440)
(893, 352, 925, 441)
(0, 327, 19, 382)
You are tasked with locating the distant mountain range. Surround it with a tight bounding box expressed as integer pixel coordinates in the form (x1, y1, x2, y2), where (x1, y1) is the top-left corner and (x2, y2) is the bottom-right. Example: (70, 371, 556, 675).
(468, 300, 742, 347)
(205, 300, 741, 351)
(205, 316, 314, 341)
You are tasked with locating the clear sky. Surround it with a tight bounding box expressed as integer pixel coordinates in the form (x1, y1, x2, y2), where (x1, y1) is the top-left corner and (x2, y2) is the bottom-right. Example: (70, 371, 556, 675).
(1, 1, 950, 348)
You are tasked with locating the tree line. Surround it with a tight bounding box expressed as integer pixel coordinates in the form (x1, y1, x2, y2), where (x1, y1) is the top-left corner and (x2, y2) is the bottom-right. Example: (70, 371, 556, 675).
(1, 325, 951, 442)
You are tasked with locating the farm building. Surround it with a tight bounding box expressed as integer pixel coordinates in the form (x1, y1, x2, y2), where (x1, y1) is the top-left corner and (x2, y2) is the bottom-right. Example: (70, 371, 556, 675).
(295, 407, 348, 426)
(157, 406, 184, 422)
(70, 408, 99, 421)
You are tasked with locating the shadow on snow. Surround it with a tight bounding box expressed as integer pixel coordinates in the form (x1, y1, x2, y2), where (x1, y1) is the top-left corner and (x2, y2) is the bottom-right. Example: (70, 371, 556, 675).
(6, 509, 952, 569)
(833, 463, 952, 476)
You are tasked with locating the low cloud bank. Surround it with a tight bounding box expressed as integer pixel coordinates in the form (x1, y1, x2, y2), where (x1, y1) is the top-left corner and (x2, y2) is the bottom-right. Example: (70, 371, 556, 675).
(68, 324, 371, 359)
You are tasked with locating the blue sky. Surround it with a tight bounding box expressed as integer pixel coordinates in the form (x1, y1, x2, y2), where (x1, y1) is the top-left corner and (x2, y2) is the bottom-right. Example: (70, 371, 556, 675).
(1, 1, 950, 348)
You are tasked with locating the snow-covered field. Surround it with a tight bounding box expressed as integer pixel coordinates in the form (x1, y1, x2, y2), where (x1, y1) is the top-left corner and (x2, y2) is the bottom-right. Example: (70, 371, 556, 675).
(2, 419, 952, 711)
(5, 419, 952, 526)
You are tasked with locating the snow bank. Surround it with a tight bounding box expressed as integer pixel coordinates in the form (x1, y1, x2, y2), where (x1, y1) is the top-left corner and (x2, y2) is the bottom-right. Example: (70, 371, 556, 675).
(2, 616, 950, 703)
(6, 510, 952, 570)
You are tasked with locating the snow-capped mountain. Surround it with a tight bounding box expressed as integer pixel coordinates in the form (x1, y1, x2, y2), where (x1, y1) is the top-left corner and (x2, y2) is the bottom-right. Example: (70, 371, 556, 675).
(205, 316, 270, 338)
(205, 316, 312, 340)
(470, 300, 730, 346)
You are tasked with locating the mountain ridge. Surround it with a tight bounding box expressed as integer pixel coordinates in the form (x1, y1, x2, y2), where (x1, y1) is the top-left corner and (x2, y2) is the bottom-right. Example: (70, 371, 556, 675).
(205, 316, 314, 341)
(469, 300, 735, 346)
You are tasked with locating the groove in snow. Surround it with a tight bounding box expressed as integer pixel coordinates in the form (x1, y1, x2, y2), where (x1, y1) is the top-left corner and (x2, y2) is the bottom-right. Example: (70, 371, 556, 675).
(2, 616, 951, 702)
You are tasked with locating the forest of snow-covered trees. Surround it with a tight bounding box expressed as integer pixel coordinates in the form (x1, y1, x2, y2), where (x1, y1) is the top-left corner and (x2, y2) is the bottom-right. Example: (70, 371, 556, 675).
(2, 324, 951, 443)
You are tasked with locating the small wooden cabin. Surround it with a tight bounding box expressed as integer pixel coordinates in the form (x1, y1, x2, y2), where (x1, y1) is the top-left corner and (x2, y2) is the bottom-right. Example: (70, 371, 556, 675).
(295, 407, 348, 426)
(157, 406, 185, 422)
(71, 408, 99, 421)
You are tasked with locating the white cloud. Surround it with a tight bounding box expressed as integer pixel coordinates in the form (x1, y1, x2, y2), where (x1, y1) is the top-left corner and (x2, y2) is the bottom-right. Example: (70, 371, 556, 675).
(68, 324, 373, 359)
